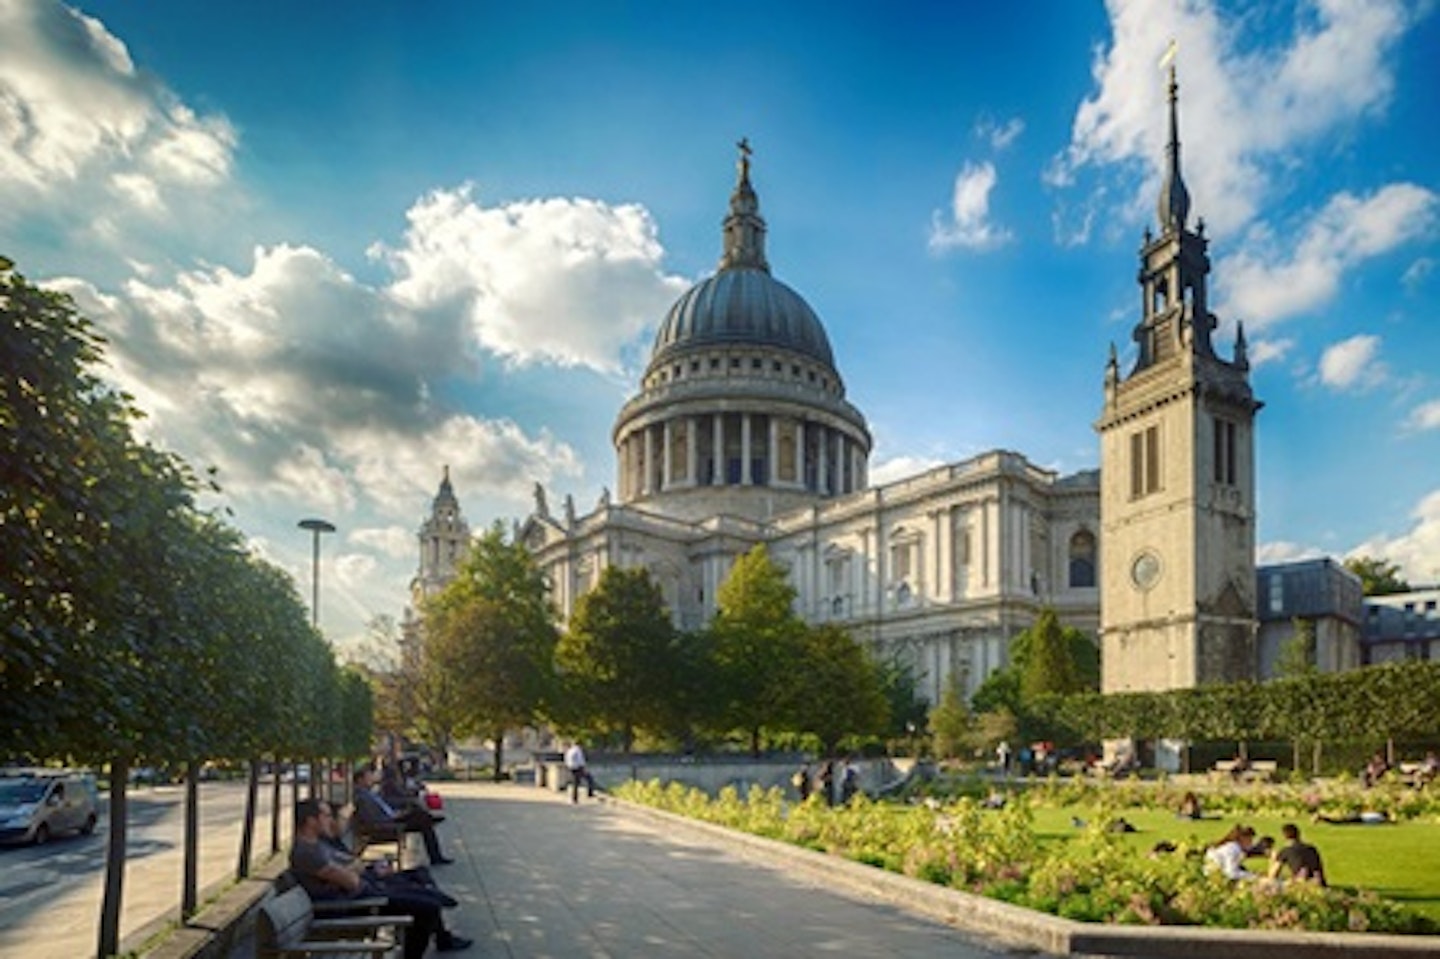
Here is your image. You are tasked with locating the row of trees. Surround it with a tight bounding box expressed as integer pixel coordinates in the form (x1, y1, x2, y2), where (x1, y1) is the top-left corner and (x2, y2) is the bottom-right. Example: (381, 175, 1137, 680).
(2, 257, 371, 955)
(394, 530, 926, 768)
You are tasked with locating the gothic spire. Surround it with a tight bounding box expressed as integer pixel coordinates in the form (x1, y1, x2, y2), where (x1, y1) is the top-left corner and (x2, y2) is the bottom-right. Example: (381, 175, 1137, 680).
(1157, 63, 1191, 232)
(719, 137, 770, 272)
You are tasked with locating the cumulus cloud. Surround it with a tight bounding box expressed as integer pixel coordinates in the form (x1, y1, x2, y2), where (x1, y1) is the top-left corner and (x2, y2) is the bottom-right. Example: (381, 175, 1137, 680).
(1248, 336, 1294, 368)
(1317, 334, 1385, 391)
(0, 2, 236, 208)
(52, 240, 585, 521)
(375, 185, 690, 373)
(1406, 399, 1440, 432)
(1219, 184, 1438, 328)
(1403, 257, 1435, 292)
(929, 161, 1013, 252)
(1051, 0, 1416, 237)
(1256, 540, 1325, 565)
(350, 525, 418, 560)
(1349, 488, 1440, 586)
(977, 116, 1025, 151)
(869, 454, 947, 487)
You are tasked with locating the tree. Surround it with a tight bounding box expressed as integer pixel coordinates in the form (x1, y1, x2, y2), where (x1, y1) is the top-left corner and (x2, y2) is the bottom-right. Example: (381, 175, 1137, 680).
(875, 653, 930, 751)
(709, 545, 808, 755)
(423, 523, 558, 779)
(1020, 609, 1092, 701)
(1275, 617, 1317, 680)
(1344, 555, 1411, 596)
(555, 566, 678, 751)
(928, 671, 972, 760)
(789, 624, 890, 755)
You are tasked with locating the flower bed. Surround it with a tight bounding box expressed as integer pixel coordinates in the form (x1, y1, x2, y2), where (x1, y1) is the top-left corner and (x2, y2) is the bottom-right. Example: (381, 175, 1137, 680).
(613, 779, 1438, 934)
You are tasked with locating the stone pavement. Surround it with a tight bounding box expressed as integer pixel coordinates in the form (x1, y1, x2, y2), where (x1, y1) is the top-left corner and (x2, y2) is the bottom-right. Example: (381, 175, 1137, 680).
(325, 780, 1022, 958)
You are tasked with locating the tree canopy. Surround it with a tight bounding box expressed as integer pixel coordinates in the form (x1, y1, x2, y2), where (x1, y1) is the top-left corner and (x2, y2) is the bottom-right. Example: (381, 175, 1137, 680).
(1344, 556, 1411, 596)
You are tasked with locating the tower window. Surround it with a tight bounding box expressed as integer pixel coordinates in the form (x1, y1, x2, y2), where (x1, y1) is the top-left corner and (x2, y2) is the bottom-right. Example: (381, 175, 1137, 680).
(1213, 416, 1237, 486)
(1129, 425, 1161, 499)
(752, 357, 762, 370)
(1068, 530, 1096, 588)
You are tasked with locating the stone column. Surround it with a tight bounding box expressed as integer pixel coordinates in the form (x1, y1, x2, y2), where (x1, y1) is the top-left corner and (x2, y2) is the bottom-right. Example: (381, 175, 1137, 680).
(837, 435, 849, 493)
(661, 420, 673, 490)
(686, 415, 698, 487)
(713, 415, 724, 485)
(817, 426, 830, 495)
(741, 413, 752, 485)
(643, 426, 655, 496)
(794, 419, 806, 489)
(767, 418, 778, 489)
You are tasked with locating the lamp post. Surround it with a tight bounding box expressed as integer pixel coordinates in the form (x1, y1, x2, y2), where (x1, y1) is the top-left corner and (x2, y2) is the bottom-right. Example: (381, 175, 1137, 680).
(297, 518, 336, 628)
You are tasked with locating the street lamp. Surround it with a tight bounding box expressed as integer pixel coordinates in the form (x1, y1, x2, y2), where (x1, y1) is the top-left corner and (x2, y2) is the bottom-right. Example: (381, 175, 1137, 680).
(297, 518, 336, 628)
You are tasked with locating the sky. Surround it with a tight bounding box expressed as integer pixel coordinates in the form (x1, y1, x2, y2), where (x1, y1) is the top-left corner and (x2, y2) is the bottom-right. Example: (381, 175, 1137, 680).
(2, 0, 1438, 654)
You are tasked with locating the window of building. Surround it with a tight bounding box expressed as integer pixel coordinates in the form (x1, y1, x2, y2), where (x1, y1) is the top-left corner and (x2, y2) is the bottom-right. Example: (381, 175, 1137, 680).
(752, 357, 762, 370)
(1129, 425, 1161, 499)
(1068, 530, 1096, 588)
(1269, 573, 1284, 615)
(1213, 416, 1237, 485)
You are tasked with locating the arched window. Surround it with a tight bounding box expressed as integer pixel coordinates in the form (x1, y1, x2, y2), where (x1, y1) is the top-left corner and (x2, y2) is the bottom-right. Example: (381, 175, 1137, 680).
(1068, 530, 1096, 589)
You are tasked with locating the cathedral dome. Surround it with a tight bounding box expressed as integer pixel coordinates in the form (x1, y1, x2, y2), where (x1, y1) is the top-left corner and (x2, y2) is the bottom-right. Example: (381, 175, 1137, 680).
(650, 267, 835, 370)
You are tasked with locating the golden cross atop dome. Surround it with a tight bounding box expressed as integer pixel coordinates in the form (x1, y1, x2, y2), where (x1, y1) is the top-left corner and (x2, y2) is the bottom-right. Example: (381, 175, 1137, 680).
(737, 137, 752, 179)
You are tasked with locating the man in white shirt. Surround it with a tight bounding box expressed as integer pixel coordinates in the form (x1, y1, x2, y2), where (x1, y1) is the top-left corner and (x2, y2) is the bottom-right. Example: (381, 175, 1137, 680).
(563, 742, 593, 804)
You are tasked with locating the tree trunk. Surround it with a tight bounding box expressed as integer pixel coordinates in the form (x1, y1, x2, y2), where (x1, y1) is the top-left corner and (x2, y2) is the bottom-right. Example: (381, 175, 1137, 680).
(1292, 740, 1301, 776)
(182, 760, 199, 920)
(237, 757, 259, 880)
(492, 729, 505, 782)
(269, 754, 282, 855)
(1313, 740, 1323, 777)
(750, 727, 761, 758)
(97, 758, 129, 959)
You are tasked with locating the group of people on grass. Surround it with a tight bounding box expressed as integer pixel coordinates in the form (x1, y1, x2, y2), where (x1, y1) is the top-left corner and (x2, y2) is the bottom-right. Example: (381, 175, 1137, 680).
(289, 757, 472, 957)
(1204, 822, 1326, 885)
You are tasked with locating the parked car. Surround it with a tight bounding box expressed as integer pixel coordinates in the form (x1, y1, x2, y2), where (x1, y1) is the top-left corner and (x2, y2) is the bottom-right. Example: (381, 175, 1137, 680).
(0, 770, 100, 845)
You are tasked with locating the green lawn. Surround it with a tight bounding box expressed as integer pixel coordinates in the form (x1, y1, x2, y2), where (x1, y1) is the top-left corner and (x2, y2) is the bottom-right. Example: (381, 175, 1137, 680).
(1030, 805, 1440, 922)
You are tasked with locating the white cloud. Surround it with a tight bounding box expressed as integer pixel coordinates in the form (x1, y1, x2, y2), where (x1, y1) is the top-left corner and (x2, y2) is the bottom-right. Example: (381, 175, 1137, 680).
(1349, 488, 1440, 586)
(0, 2, 235, 198)
(1053, 0, 1416, 237)
(1406, 398, 1440, 432)
(929, 161, 1013, 252)
(977, 116, 1025, 151)
(1256, 540, 1325, 566)
(869, 455, 947, 486)
(1317, 333, 1384, 391)
(1219, 184, 1438, 327)
(350, 525, 417, 560)
(375, 185, 689, 373)
(1248, 336, 1294, 368)
(1403, 257, 1435, 292)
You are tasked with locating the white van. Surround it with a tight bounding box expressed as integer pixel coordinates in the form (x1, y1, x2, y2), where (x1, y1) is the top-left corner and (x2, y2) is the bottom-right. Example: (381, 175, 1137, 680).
(0, 770, 100, 845)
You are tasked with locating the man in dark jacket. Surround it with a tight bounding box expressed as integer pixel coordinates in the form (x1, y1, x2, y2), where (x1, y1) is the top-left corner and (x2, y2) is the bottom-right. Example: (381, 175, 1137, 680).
(354, 764, 452, 864)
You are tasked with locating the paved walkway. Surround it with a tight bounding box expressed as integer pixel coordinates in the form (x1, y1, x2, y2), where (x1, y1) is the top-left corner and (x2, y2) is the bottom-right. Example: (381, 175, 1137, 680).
(349, 780, 1024, 958)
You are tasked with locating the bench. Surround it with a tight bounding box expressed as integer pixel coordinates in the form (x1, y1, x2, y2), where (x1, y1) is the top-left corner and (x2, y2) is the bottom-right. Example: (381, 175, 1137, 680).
(1399, 762, 1437, 787)
(1212, 759, 1278, 782)
(257, 883, 412, 958)
(338, 803, 406, 869)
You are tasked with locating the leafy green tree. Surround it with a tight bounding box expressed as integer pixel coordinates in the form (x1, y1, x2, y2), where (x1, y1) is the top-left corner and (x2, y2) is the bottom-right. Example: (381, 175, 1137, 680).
(875, 653, 930, 751)
(1021, 608, 1092, 701)
(423, 523, 558, 779)
(928, 671, 972, 760)
(789, 624, 889, 755)
(1275, 617, 1317, 680)
(710, 545, 808, 755)
(556, 566, 678, 751)
(1344, 555, 1411, 596)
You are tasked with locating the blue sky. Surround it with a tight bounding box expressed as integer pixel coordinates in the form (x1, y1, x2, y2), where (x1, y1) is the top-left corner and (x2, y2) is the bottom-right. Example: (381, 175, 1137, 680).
(3, 0, 1437, 651)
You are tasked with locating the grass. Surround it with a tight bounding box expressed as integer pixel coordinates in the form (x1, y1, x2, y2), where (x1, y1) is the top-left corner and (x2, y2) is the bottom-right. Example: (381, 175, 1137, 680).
(1030, 805, 1440, 922)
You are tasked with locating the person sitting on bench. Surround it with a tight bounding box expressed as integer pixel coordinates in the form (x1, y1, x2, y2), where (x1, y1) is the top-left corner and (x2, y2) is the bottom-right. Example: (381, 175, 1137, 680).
(354, 764, 453, 864)
(289, 798, 471, 957)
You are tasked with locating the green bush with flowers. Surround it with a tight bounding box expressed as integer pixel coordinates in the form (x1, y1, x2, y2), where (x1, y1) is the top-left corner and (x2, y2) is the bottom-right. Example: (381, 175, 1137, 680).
(614, 779, 1438, 935)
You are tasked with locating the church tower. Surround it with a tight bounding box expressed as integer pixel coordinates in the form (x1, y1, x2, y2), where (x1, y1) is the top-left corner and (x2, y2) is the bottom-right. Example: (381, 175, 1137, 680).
(411, 466, 471, 604)
(1096, 65, 1262, 692)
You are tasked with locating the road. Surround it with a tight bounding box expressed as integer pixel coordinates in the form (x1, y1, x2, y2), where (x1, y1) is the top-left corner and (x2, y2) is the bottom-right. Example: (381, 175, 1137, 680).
(0, 779, 303, 959)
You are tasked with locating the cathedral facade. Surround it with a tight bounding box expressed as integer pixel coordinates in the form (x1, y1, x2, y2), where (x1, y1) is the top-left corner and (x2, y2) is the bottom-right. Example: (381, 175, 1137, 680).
(516, 145, 1101, 706)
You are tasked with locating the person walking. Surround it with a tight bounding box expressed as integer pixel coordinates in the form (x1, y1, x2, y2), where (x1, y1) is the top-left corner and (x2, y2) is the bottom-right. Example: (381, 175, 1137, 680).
(564, 740, 594, 803)
(996, 741, 1012, 776)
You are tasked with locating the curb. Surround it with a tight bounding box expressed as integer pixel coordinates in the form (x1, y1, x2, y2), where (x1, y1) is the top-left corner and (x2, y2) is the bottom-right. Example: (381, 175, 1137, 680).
(602, 796, 1440, 959)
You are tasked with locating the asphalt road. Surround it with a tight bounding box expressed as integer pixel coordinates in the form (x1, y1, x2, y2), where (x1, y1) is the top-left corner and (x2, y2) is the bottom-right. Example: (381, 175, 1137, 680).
(0, 779, 303, 959)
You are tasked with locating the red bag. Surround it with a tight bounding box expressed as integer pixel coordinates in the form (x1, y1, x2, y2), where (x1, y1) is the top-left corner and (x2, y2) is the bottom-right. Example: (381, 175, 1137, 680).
(424, 791, 443, 811)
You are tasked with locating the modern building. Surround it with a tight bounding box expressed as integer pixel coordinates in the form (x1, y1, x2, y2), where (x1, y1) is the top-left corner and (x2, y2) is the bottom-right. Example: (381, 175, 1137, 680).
(1095, 65, 1262, 694)
(1362, 586, 1440, 663)
(1254, 558, 1364, 678)
(515, 143, 1100, 707)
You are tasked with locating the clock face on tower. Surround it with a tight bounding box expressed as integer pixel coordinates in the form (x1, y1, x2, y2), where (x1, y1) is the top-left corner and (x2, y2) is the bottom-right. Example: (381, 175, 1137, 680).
(1131, 550, 1162, 590)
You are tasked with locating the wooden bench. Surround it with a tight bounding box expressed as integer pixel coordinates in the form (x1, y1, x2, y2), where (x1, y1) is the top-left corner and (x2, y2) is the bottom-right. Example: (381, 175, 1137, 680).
(257, 884, 412, 958)
(1212, 759, 1278, 782)
(337, 803, 406, 869)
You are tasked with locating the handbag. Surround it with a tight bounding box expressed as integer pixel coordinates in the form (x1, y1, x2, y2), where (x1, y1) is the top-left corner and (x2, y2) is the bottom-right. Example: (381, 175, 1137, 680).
(424, 790, 443, 811)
